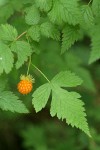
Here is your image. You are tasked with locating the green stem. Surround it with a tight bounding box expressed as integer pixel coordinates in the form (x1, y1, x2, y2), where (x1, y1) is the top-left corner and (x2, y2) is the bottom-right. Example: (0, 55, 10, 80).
(27, 56, 31, 75)
(26, 35, 31, 75)
(88, 0, 92, 5)
(16, 31, 27, 41)
(31, 63, 50, 83)
(9, 31, 27, 47)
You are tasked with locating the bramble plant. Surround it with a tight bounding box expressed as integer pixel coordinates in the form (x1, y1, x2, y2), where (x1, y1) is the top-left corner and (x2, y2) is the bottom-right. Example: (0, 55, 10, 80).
(0, 0, 100, 141)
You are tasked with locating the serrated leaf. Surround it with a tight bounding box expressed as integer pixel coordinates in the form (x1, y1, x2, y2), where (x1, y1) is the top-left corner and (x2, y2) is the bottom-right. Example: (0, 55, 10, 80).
(25, 5, 40, 25)
(50, 83, 91, 137)
(89, 43, 100, 64)
(32, 70, 91, 136)
(61, 25, 80, 53)
(0, 91, 29, 113)
(89, 24, 100, 64)
(28, 25, 40, 42)
(11, 41, 32, 69)
(92, 0, 100, 17)
(0, 41, 14, 74)
(52, 71, 83, 87)
(35, 0, 52, 12)
(0, 24, 18, 41)
(32, 83, 51, 112)
(81, 5, 94, 29)
(48, 0, 81, 25)
(40, 22, 60, 40)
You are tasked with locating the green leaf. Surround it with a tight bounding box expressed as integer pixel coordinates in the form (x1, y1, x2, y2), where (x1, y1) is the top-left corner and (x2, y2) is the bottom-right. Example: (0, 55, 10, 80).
(92, 0, 100, 17)
(61, 25, 81, 53)
(65, 50, 96, 92)
(89, 44, 100, 64)
(10, 0, 23, 11)
(11, 41, 32, 69)
(0, 24, 18, 41)
(48, 0, 81, 25)
(32, 83, 51, 112)
(89, 24, 100, 63)
(50, 83, 91, 137)
(35, 0, 52, 12)
(81, 5, 94, 29)
(0, 41, 14, 74)
(40, 22, 60, 40)
(52, 71, 83, 87)
(0, 3, 14, 23)
(0, 91, 29, 113)
(25, 5, 40, 25)
(28, 25, 40, 42)
(32, 70, 91, 136)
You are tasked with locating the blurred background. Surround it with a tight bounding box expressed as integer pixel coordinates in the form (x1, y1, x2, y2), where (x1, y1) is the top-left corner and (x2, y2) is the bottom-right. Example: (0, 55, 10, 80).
(0, 0, 100, 150)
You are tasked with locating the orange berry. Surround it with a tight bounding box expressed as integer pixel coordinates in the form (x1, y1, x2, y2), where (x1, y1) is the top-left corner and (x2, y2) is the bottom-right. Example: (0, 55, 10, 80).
(17, 75, 35, 95)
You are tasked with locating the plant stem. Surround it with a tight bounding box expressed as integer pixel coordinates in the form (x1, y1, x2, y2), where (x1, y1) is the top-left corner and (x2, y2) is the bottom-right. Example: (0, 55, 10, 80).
(27, 56, 31, 75)
(13, 31, 50, 83)
(31, 63, 50, 83)
(8, 31, 27, 47)
(16, 31, 27, 41)
(88, 0, 92, 5)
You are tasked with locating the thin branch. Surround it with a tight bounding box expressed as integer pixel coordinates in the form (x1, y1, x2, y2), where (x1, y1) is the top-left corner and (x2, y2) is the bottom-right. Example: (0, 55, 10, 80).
(31, 63, 50, 83)
(27, 56, 31, 75)
(16, 31, 27, 41)
(88, 0, 92, 5)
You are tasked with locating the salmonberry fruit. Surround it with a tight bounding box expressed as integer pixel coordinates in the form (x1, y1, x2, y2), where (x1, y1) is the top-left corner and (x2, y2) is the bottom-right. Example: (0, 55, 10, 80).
(17, 75, 35, 95)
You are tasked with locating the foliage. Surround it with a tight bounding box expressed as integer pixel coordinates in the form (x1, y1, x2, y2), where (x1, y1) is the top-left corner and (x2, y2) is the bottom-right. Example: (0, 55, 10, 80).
(0, 0, 100, 149)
